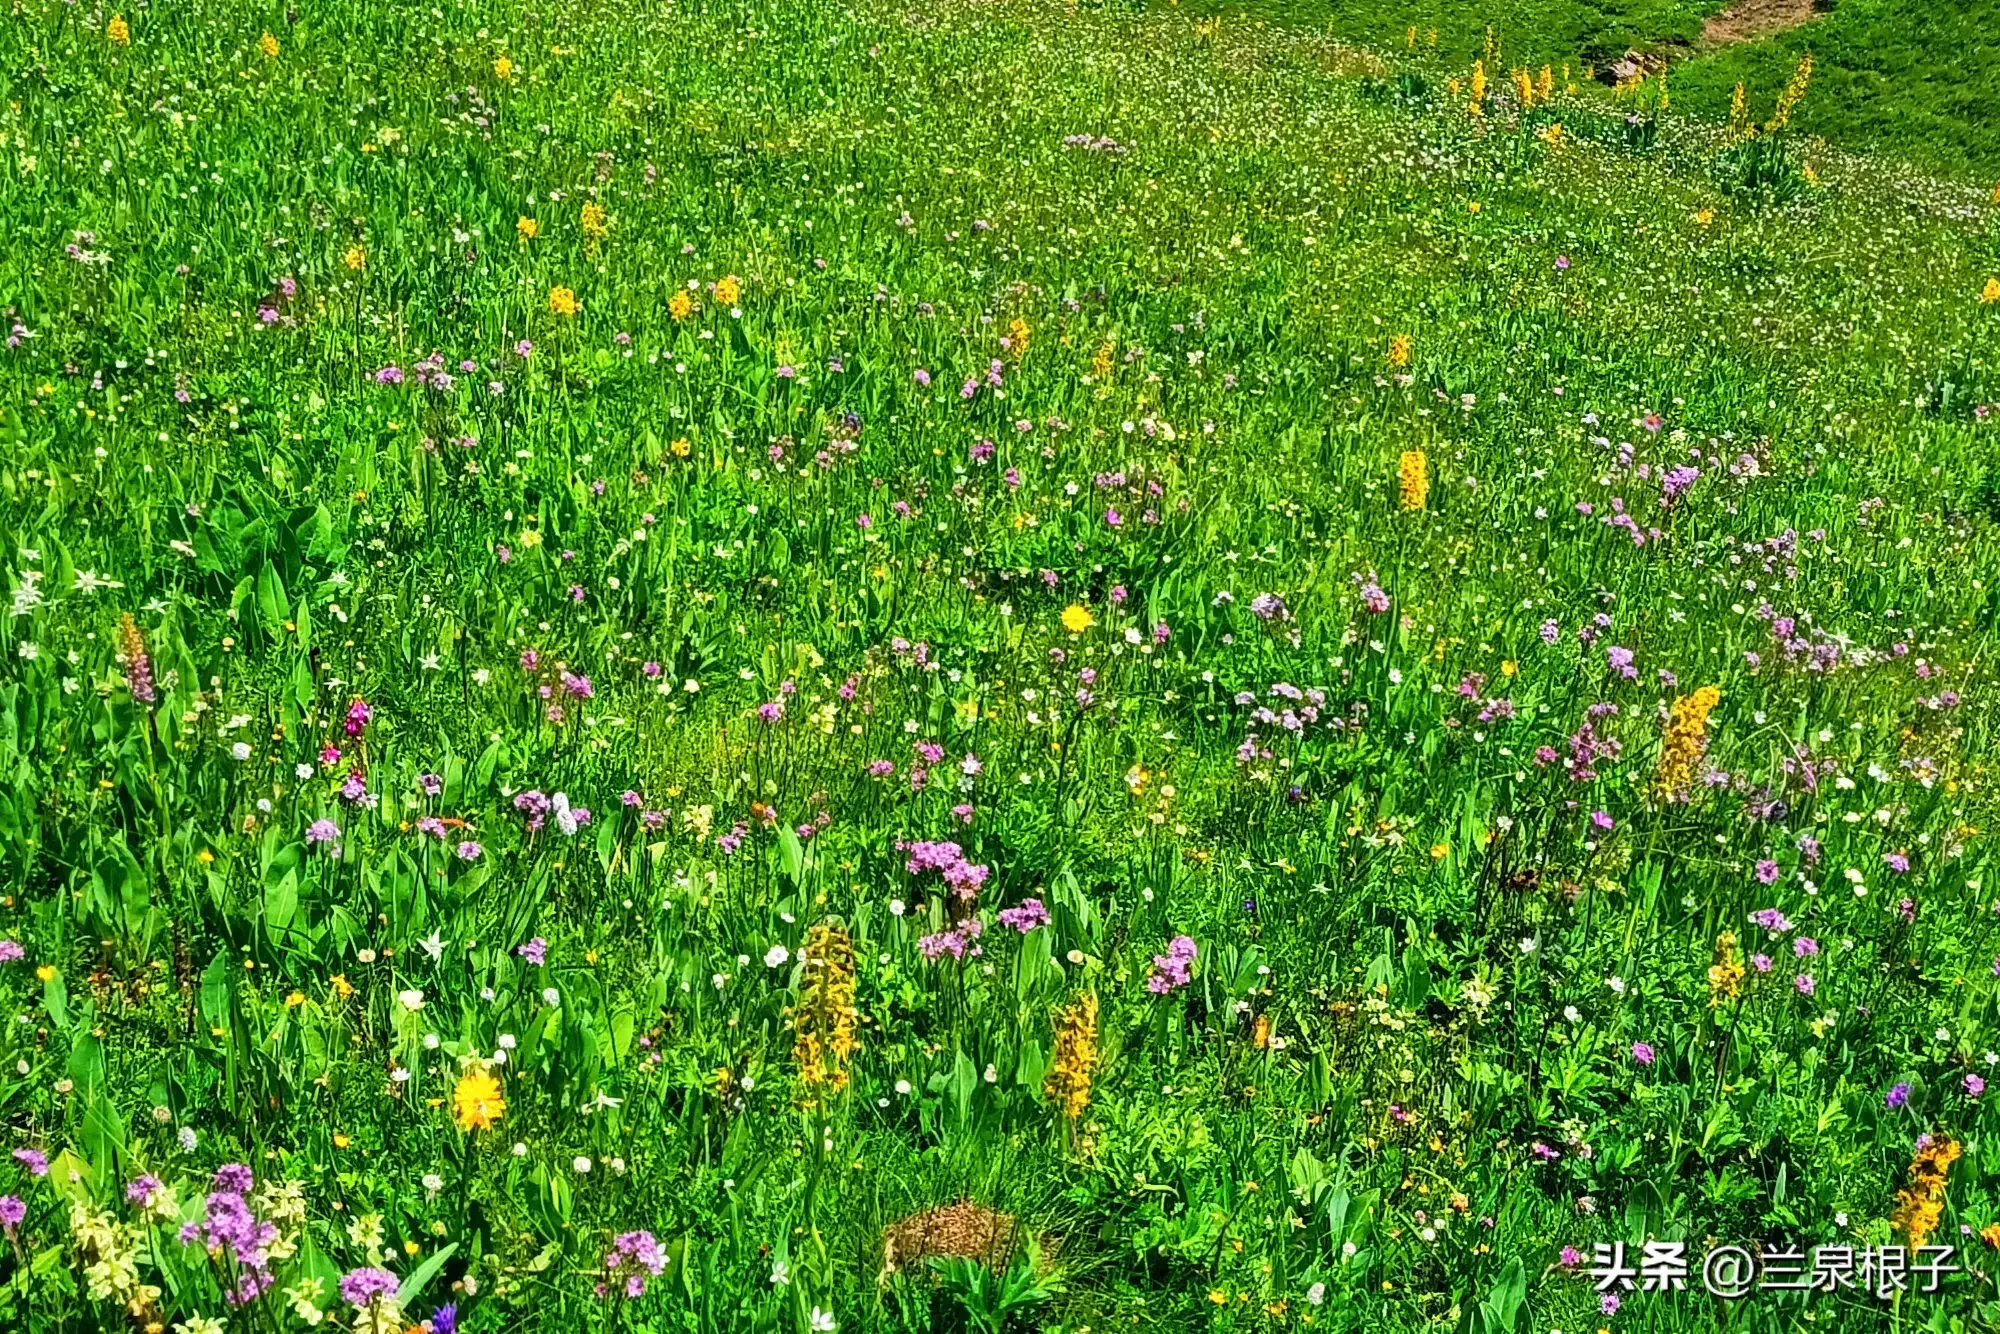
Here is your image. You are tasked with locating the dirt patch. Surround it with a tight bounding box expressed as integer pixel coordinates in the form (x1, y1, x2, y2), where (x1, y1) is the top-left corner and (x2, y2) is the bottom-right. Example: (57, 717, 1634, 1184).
(1703, 0, 1822, 45)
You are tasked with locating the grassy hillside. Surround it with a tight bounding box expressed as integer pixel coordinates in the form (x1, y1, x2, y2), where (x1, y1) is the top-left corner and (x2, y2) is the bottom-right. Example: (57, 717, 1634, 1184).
(1171, 0, 2000, 176)
(0, 0, 1998, 1330)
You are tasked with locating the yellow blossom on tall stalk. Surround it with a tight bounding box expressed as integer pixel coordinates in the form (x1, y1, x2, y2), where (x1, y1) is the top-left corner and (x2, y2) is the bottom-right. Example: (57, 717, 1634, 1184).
(714, 274, 743, 307)
(1044, 991, 1099, 1124)
(668, 288, 694, 320)
(1707, 930, 1745, 1004)
(493, 54, 514, 81)
(580, 201, 609, 241)
(1891, 1137, 1961, 1250)
(516, 216, 539, 241)
(1537, 65, 1553, 102)
(259, 31, 279, 59)
(1387, 332, 1411, 368)
(107, 15, 130, 44)
(342, 245, 366, 271)
(1512, 68, 1533, 109)
(452, 1062, 505, 1131)
(547, 285, 579, 317)
(791, 922, 859, 1102)
(1729, 82, 1749, 136)
(1657, 63, 1670, 111)
(1091, 338, 1115, 379)
(1397, 449, 1429, 511)
(1406, 25, 1416, 48)
(1982, 277, 2000, 304)
(1765, 53, 1813, 134)
(1656, 685, 1720, 798)
(1009, 316, 1032, 360)
(1468, 61, 1486, 115)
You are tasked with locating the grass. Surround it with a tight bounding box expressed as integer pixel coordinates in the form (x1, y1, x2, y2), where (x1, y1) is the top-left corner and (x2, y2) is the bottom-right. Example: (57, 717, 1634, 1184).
(0, 0, 1998, 1330)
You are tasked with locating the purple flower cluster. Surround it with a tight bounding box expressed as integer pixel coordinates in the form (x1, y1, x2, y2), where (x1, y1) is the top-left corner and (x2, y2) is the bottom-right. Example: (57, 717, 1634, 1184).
(919, 917, 985, 962)
(600, 1229, 667, 1298)
(1147, 935, 1197, 994)
(997, 898, 1050, 933)
(180, 1165, 280, 1304)
(338, 1265, 401, 1307)
(898, 839, 990, 902)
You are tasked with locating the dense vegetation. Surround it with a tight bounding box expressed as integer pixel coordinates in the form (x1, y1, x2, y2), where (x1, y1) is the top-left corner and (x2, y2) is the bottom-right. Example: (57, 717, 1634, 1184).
(1, 0, 1998, 1330)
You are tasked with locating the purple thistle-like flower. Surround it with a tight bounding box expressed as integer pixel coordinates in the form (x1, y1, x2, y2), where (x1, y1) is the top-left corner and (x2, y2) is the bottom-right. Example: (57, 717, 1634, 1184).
(0, 941, 21, 963)
(997, 899, 1050, 933)
(431, 1303, 458, 1334)
(1886, 1081, 1911, 1110)
(0, 1195, 23, 1231)
(12, 1148, 47, 1177)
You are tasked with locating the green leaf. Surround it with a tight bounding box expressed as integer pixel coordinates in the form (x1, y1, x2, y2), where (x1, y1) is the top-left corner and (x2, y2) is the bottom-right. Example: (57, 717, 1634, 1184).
(396, 1243, 457, 1309)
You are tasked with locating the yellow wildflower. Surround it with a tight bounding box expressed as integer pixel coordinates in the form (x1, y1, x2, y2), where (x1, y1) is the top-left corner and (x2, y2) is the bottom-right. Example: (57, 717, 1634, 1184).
(107, 15, 130, 44)
(1044, 991, 1099, 1122)
(516, 216, 539, 241)
(1387, 333, 1411, 368)
(493, 54, 514, 81)
(1982, 277, 2000, 305)
(1657, 685, 1720, 799)
(791, 923, 859, 1104)
(580, 201, 608, 241)
(342, 245, 366, 272)
(714, 274, 743, 307)
(1060, 604, 1094, 634)
(668, 289, 694, 320)
(259, 31, 278, 59)
(451, 1064, 505, 1132)
(1397, 449, 1429, 511)
(547, 286, 579, 317)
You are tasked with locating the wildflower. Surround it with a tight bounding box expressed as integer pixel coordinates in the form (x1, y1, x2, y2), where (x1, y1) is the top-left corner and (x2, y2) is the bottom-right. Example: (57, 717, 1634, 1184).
(1764, 52, 1812, 134)
(107, 15, 130, 44)
(1983, 277, 2000, 305)
(1060, 604, 1094, 634)
(338, 1267, 403, 1334)
(580, 201, 609, 241)
(1706, 931, 1744, 1004)
(1630, 1041, 1655, 1066)
(117, 613, 155, 705)
(790, 923, 859, 1103)
(451, 1064, 504, 1132)
(548, 286, 580, 317)
(1890, 1137, 1961, 1250)
(1886, 1081, 1911, 1110)
(1656, 686, 1720, 799)
(714, 274, 743, 307)
(1397, 449, 1428, 511)
(668, 289, 693, 320)
(601, 1230, 667, 1299)
(258, 31, 278, 58)
(998, 898, 1051, 932)
(1966, 1073, 1986, 1099)
(1040, 992, 1088, 1128)
(1387, 333, 1411, 368)
(342, 245, 366, 271)
(517, 216, 539, 241)
(305, 818, 341, 852)
(1147, 935, 1197, 993)
(493, 54, 514, 80)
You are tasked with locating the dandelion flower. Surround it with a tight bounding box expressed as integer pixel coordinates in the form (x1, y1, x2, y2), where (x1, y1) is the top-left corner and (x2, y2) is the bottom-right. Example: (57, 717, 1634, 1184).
(1060, 604, 1094, 634)
(451, 1064, 504, 1132)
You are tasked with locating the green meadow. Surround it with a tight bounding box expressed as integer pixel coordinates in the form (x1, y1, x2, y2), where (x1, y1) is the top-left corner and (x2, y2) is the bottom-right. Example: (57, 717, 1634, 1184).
(0, 0, 1997, 1329)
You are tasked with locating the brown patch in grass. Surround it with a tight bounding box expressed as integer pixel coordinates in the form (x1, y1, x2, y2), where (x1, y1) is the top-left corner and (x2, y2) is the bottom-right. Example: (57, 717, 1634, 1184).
(1703, 0, 1822, 45)
(880, 1200, 1059, 1278)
